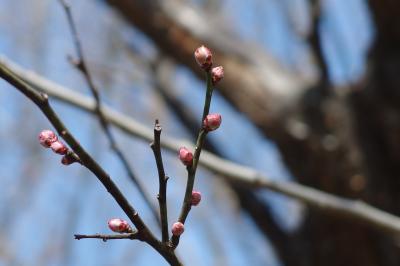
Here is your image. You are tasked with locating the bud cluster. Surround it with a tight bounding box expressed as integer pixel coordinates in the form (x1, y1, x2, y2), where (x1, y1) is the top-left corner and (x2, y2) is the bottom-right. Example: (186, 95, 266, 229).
(38, 129, 78, 165)
(194, 45, 224, 86)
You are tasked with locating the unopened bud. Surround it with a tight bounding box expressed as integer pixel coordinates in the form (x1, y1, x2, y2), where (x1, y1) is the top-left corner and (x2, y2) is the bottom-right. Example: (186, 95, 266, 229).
(211, 66, 224, 85)
(171, 222, 184, 236)
(203, 113, 222, 131)
(50, 141, 68, 155)
(108, 218, 132, 233)
(61, 154, 78, 165)
(194, 45, 212, 71)
(38, 130, 58, 148)
(179, 147, 193, 166)
(191, 190, 202, 206)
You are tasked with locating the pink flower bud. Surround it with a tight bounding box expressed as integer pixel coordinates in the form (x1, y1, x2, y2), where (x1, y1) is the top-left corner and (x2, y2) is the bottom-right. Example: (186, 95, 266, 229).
(108, 218, 132, 233)
(171, 222, 184, 236)
(211, 66, 224, 85)
(203, 113, 222, 131)
(50, 141, 68, 155)
(38, 130, 58, 148)
(194, 45, 212, 71)
(179, 147, 193, 166)
(191, 190, 202, 206)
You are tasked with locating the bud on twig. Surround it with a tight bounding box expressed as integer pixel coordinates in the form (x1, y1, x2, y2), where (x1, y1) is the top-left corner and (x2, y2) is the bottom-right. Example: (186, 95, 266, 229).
(179, 147, 193, 166)
(171, 222, 184, 236)
(211, 66, 224, 85)
(191, 190, 202, 206)
(38, 130, 58, 148)
(203, 113, 222, 131)
(50, 141, 68, 155)
(61, 153, 79, 165)
(108, 218, 132, 233)
(194, 45, 212, 71)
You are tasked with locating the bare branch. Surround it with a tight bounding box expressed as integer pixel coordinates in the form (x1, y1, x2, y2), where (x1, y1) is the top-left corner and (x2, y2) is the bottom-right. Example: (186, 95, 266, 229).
(3, 57, 400, 238)
(74, 233, 139, 241)
(150, 120, 169, 243)
(58, 0, 160, 225)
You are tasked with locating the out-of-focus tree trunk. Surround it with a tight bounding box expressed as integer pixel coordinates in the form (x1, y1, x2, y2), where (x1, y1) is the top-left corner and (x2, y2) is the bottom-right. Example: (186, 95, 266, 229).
(105, 0, 400, 265)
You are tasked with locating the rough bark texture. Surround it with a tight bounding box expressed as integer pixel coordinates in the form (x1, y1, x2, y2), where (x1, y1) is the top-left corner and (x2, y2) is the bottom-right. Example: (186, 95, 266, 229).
(106, 0, 400, 265)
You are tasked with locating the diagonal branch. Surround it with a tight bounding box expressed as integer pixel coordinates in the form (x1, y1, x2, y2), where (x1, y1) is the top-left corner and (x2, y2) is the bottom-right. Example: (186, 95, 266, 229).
(3, 57, 400, 238)
(171, 72, 213, 248)
(150, 120, 170, 243)
(58, 0, 159, 225)
(0, 62, 181, 266)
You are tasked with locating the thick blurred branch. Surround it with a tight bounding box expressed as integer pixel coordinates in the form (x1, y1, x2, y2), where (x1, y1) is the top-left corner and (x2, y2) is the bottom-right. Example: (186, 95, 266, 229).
(4, 57, 400, 238)
(106, 0, 315, 135)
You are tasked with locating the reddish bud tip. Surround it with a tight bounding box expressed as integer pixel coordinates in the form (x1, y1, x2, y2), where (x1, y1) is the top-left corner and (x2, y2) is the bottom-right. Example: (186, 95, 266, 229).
(108, 218, 132, 233)
(194, 45, 212, 71)
(61, 154, 77, 165)
(38, 130, 58, 148)
(203, 113, 222, 131)
(50, 141, 68, 155)
(191, 190, 202, 206)
(171, 222, 184, 236)
(211, 66, 224, 85)
(179, 147, 193, 166)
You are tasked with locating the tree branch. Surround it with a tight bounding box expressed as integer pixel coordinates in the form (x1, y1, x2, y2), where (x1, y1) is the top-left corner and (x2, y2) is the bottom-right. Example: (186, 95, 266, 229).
(3, 56, 400, 237)
(74, 233, 139, 241)
(0, 60, 181, 266)
(150, 120, 169, 243)
(58, 0, 160, 225)
(171, 72, 213, 247)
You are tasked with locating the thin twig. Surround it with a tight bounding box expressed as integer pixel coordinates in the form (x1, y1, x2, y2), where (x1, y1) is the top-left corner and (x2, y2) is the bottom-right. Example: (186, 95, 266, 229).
(58, 0, 159, 225)
(75, 233, 139, 241)
(171, 72, 213, 248)
(4, 57, 400, 238)
(0, 63, 182, 266)
(150, 120, 169, 243)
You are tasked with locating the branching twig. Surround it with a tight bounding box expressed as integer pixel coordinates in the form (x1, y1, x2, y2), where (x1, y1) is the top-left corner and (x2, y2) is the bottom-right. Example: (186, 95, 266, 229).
(4, 57, 400, 238)
(75, 233, 139, 241)
(58, 0, 159, 225)
(0, 63, 182, 266)
(150, 120, 169, 243)
(171, 72, 213, 247)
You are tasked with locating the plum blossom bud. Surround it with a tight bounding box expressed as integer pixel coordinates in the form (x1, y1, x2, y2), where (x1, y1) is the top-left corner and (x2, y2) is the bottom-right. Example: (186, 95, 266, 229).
(191, 190, 202, 206)
(179, 147, 193, 166)
(38, 130, 58, 148)
(211, 66, 224, 85)
(194, 45, 212, 71)
(108, 218, 132, 233)
(203, 113, 222, 131)
(50, 141, 68, 155)
(171, 222, 184, 236)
